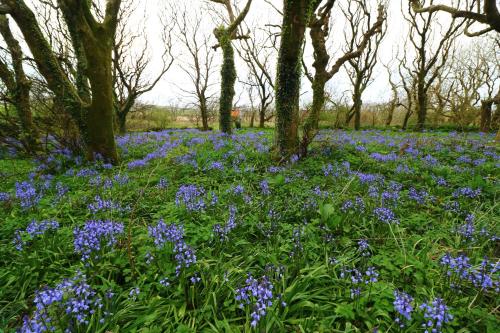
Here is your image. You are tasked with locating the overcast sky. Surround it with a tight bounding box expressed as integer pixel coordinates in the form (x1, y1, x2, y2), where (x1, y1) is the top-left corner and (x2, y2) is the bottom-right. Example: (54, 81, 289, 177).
(22, 0, 494, 107)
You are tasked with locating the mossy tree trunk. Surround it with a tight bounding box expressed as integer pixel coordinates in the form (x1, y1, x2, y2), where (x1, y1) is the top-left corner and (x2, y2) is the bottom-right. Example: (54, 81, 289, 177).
(210, 0, 252, 134)
(276, 0, 318, 158)
(0, 15, 38, 153)
(1, 0, 121, 163)
(217, 33, 236, 134)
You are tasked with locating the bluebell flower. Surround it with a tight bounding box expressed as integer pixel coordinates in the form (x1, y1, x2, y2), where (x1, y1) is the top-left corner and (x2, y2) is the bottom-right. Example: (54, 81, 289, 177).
(148, 220, 197, 275)
(420, 298, 453, 333)
(15, 181, 40, 210)
(73, 220, 124, 263)
(175, 184, 206, 212)
(13, 220, 59, 251)
(235, 274, 275, 328)
(0, 191, 10, 202)
(393, 290, 413, 328)
(19, 272, 105, 332)
(259, 180, 270, 195)
(373, 207, 399, 224)
(129, 287, 140, 300)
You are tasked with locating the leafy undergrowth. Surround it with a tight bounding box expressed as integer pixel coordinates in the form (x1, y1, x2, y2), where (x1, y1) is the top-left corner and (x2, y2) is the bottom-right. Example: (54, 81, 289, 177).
(0, 129, 498, 332)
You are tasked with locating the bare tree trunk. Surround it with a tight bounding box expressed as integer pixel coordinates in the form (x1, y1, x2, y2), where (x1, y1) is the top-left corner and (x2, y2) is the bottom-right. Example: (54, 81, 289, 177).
(385, 105, 394, 126)
(258, 107, 265, 128)
(353, 80, 362, 130)
(402, 109, 412, 130)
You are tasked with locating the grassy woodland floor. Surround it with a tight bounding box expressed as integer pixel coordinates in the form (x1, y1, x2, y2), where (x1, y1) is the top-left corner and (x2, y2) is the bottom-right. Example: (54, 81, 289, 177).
(0, 129, 498, 332)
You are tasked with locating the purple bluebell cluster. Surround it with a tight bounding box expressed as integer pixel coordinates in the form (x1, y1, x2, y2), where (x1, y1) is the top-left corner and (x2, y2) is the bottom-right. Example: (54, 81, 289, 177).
(369, 152, 398, 162)
(452, 187, 481, 199)
(235, 274, 275, 328)
(175, 184, 206, 212)
(440, 253, 499, 292)
(129, 287, 140, 300)
(357, 239, 370, 257)
(208, 161, 225, 171)
(148, 220, 197, 275)
(456, 214, 475, 240)
(289, 227, 304, 257)
(20, 272, 104, 332)
(420, 298, 453, 333)
(13, 220, 59, 251)
(341, 197, 365, 213)
(73, 220, 124, 262)
(340, 266, 379, 299)
(213, 206, 238, 242)
(373, 207, 399, 224)
(156, 177, 168, 189)
(88, 195, 124, 214)
(408, 187, 430, 205)
(0, 191, 10, 202)
(55, 182, 69, 200)
(259, 180, 270, 195)
(393, 290, 413, 328)
(15, 181, 40, 210)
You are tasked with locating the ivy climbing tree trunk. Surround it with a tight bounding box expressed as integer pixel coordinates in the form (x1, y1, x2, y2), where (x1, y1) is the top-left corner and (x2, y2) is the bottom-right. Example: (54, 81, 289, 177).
(210, 0, 252, 134)
(275, 0, 317, 158)
(218, 37, 236, 133)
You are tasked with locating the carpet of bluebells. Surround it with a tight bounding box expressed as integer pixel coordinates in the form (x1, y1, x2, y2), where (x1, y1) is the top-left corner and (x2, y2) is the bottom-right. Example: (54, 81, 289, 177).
(0, 129, 498, 332)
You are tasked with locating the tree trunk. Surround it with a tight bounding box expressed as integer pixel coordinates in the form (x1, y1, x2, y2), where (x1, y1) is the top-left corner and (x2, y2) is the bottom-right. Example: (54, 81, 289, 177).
(385, 104, 394, 126)
(352, 75, 363, 130)
(353, 99, 362, 130)
(117, 112, 127, 134)
(275, 0, 311, 158)
(301, 78, 326, 156)
(259, 105, 266, 128)
(200, 99, 209, 131)
(217, 33, 236, 134)
(402, 109, 412, 130)
(0, 15, 38, 153)
(83, 36, 118, 162)
(480, 100, 492, 132)
(415, 82, 427, 131)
